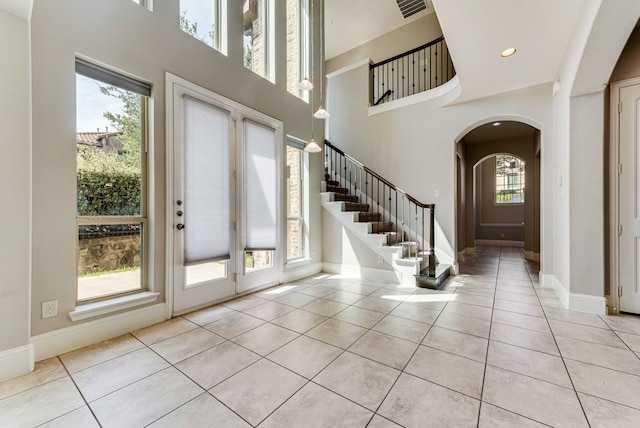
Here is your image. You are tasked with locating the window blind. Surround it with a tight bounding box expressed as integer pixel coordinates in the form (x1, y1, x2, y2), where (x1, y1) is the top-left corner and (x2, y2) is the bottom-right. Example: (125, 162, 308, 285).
(183, 96, 230, 263)
(245, 119, 277, 250)
(75, 58, 151, 97)
(286, 135, 306, 150)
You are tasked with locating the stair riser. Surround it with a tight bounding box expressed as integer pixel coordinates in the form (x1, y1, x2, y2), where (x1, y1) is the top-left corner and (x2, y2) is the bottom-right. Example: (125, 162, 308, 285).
(358, 213, 381, 222)
(344, 204, 369, 212)
(334, 194, 359, 202)
(327, 186, 349, 194)
(371, 223, 394, 233)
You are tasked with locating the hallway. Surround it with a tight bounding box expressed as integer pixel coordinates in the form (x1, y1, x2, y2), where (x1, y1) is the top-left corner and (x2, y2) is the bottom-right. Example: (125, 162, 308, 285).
(2, 247, 640, 427)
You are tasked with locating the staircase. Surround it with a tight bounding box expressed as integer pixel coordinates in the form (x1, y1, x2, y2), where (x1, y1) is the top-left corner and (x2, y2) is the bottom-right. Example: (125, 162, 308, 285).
(322, 141, 450, 289)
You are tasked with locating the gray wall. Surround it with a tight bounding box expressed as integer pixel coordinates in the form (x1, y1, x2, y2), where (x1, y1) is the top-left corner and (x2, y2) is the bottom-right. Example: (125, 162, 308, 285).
(30, 0, 324, 336)
(0, 8, 31, 356)
(569, 92, 606, 298)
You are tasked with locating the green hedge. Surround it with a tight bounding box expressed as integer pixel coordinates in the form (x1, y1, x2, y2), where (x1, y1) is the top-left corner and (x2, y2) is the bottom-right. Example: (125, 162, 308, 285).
(77, 169, 141, 216)
(77, 149, 141, 216)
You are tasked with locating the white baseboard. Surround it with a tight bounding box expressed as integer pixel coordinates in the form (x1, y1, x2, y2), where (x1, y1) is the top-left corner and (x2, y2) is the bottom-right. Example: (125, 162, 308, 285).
(32, 303, 166, 362)
(569, 293, 608, 315)
(550, 276, 570, 309)
(475, 239, 524, 247)
(321, 262, 401, 283)
(283, 262, 322, 284)
(540, 273, 554, 289)
(539, 273, 607, 315)
(0, 344, 34, 382)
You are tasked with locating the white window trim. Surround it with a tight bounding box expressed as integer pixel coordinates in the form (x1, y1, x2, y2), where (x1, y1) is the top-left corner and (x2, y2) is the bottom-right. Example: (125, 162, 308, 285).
(285, 135, 308, 262)
(75, 59, 152, 304)
(69, 292, 160, 322)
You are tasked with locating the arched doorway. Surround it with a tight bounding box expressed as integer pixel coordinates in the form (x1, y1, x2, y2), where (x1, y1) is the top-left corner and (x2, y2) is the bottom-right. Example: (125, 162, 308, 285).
(455, 121, 540, 263)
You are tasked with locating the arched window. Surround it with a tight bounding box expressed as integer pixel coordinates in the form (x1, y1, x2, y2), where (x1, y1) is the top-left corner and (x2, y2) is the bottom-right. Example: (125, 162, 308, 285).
(495, 154, 525, 204)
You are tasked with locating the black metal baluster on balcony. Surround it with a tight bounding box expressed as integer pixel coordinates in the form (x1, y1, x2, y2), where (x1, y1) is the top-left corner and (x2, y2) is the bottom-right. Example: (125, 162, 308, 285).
(421, 206, 425, 264)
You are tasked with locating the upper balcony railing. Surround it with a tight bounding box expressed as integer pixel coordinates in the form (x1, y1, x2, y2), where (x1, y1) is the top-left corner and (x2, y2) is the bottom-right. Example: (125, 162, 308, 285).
(369, 36, 455, 105)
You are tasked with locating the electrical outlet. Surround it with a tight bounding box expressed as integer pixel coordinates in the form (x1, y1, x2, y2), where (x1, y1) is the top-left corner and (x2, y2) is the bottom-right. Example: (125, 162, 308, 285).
(378, 255, 384, 264)
(42, 300, 58, 319)
(434, 189, 440, 197)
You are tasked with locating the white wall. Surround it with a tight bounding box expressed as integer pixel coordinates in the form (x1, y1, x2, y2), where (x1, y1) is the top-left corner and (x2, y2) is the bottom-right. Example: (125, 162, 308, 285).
(0, 6, 32, 380)
(326, 13, 442, 75)
(29, 0, 324, 337)
(327, 62, 553, 271)
(569, 92, 605, 297)
(321, 212, 393, 271)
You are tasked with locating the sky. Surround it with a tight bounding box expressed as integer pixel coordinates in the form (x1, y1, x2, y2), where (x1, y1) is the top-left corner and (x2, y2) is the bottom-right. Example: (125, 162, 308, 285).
(181, 0, 215, 44)
(76, 74, 125, 133)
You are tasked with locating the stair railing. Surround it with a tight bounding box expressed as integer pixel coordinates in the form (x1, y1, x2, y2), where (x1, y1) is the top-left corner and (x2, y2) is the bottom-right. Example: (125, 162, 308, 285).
(369, 35, 455, 105)
(324, 141, 436, 274)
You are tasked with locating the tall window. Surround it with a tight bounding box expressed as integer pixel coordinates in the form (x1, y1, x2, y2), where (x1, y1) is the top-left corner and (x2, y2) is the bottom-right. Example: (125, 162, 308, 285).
(495, 154, 525, 204)
(286, 0, 310, 100)
(243, 0, 274, 81)
(287, 139, 305, 260)
(180, 0, 227, 54)
(75, 59, 150, 302)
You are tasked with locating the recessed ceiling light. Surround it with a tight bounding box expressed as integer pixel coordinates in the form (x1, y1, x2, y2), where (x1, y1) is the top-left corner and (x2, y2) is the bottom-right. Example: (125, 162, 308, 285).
(500, 48, 517, 58)
(492, 122, 502, 127)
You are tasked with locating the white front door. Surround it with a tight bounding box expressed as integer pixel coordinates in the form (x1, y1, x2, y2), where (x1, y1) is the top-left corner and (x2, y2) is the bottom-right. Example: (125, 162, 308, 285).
(618, 81, 640, 314)
(171, 87, 237, 314)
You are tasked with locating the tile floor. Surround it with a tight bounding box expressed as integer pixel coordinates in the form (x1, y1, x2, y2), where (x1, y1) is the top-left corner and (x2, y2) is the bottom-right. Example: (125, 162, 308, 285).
(3, 246, 640, 427)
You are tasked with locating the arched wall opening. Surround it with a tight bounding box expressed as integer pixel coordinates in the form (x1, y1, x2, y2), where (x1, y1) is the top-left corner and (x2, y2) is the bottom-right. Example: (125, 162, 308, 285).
(455, 120, 541, 262)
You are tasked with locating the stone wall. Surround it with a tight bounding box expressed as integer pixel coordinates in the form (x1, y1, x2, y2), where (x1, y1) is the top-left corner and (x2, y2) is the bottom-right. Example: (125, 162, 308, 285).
(77, 235, 140, 275)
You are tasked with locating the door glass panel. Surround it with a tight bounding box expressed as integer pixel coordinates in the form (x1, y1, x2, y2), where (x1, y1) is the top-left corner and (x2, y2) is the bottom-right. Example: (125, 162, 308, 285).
(245, 250, 274, 272)
(186, 260, 226, 286)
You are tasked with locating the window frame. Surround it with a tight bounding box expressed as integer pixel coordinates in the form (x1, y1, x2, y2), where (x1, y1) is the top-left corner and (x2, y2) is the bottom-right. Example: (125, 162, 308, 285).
(243, 0, 275, 82)
(285, 135, 307, 262)
(494, 154, 525, 205)
(75, 60, 151, 304)
(179, 0, 227, 55)
(132, 0, 153, 11)
(286, 0, 310, 101)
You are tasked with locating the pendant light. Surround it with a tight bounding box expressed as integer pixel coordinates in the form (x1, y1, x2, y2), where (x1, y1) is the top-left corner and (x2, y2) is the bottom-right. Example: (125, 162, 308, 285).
(304, 139, 322, 153)
(303, 0, 321, 153)
(298, 78, 314, 91)
(313, 0, 329, 119)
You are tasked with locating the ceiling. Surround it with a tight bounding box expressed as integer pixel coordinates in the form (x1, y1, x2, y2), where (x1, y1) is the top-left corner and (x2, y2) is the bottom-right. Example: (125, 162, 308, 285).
(324, 0, 433, 60)
(461, 121, 537, 145)
(324, 0, 597, 102)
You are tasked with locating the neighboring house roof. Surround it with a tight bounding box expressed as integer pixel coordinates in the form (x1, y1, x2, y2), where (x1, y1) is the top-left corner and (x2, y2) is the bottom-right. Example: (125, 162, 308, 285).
(77, 131, 125, 154)
(76, 131, 122, 148)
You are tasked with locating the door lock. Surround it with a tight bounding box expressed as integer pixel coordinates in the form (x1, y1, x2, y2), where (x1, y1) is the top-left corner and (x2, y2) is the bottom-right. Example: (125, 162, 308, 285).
(176, 223, 185, 230)
(177, 210, 183, 216)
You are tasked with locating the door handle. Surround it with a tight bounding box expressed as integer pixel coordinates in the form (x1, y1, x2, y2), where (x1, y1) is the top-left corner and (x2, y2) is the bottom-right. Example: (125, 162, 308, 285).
(176, 223, 185, 230)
